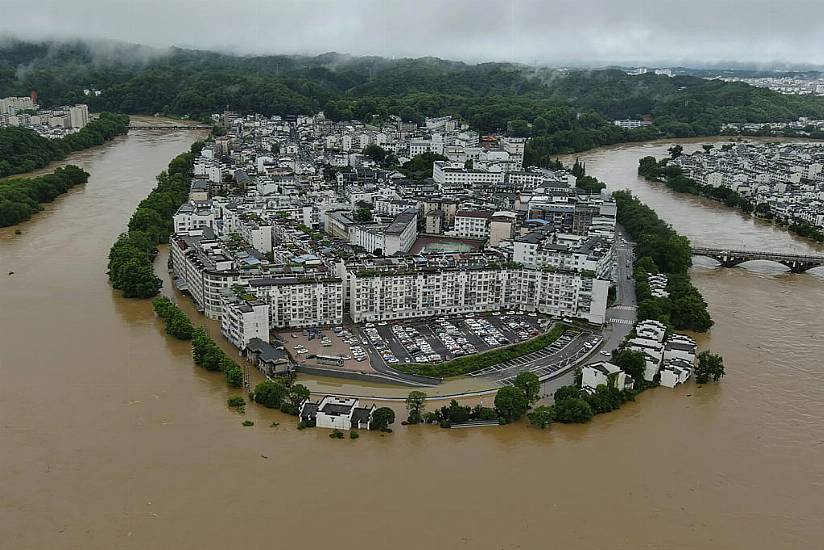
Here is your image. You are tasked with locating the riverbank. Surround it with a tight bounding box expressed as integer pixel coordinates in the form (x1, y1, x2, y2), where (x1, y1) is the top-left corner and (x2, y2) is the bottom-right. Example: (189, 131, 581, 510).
(0, 165, 90, 228)
(0, 112, 129, 179)
(639, 153, 824, 244)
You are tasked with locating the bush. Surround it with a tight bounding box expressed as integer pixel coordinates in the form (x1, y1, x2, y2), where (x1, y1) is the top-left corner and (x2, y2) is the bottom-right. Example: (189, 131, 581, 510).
(242, 420, 254, 427)
(527, 405, 555, 429)
(329, 429, 344, 439)
(227, 396, 245, 408)
(350, 431, 359, 439)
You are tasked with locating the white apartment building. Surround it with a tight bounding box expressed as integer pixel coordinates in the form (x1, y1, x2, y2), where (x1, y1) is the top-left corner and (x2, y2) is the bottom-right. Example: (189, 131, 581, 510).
(349, 209, 417, 255)
(237, 218, 273, 254)
(628, 337, 665, 382)
(347, 259, 609, 324)
(173, 203, 215, 233)
(613, 119, 652, 129)
(219, 291, 270, 349)
(659, 358, 693, 388)
(432, 161, 505, 191)
(453, 209, 493, 240)
(69, 104, 89, 129)
(0, 96, 34, 114)
(513, 232, 613, 280)
(248, 277, 344, 328)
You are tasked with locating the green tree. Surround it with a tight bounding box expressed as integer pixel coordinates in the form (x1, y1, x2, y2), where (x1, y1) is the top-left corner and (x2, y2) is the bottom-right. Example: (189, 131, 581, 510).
(354, 207, 373, 222)
(371, 407, 395, 431)
(363, 143, 387, 164)
(117, 258, 162, 298)
(494, 386, 530, 421)
(405, 390, 427, 423)
(694, 350, 725, 383)
(553, 385, 581, 402)
(225, 365, 243, 388)
(527, 405, 554, 429)
(553, 398, 594, 423)
(253, 380, 288, 408)
(611, 349, 647, 385)
(668, 144, 683, 159)
(289, 384, 310, 409)
(513, 371, 541, 404)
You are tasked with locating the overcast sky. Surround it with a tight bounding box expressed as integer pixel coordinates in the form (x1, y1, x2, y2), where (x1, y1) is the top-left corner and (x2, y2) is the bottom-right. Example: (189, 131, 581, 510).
(1, 0, 822, 67)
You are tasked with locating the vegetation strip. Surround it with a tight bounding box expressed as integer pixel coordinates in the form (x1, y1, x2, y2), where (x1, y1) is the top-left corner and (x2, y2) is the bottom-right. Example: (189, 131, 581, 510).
(106, 140, 205, 298)
(0, 112, 129, 177)
(0, 165, 89, 227)
(391, 323, 570, 378)
(613, 190, 714, 332)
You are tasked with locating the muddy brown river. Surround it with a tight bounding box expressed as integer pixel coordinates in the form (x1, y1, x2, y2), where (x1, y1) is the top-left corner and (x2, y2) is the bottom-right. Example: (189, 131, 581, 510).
(1, 132, 822, 549)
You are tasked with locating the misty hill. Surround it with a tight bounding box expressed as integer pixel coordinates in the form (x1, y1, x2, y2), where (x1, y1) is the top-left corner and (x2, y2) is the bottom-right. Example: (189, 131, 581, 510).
(3, 38, 824, 161)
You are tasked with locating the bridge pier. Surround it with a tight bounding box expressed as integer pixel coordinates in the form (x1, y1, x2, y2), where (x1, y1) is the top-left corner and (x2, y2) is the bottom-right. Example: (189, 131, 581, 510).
(786, 262, 818, 274)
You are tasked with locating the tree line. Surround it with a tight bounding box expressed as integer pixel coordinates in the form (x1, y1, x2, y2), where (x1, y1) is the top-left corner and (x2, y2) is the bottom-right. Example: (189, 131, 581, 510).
(0, 165, 89, 227)
(6, 40, 824, 166)
(107, 140, 205, 298)
(151, 297, 194, 340)
(0, 112, 129, 177)
(613, 190, 714, 332)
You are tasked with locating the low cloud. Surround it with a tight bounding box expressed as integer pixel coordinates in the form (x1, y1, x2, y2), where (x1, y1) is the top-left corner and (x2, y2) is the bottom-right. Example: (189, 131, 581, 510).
(2, 0, 822, 67)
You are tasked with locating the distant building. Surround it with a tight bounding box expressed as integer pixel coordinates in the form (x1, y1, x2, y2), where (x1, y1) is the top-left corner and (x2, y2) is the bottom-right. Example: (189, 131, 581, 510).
(613, 119, 653, 130)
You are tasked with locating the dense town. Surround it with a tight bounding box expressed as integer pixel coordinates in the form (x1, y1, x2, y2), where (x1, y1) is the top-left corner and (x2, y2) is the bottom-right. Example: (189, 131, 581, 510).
(672, 143, 824, 228)
(162, 110, 707, 431)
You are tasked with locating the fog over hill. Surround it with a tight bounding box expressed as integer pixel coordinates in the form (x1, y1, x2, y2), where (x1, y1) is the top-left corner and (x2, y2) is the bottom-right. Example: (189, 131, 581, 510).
(1, 0, 822, 68)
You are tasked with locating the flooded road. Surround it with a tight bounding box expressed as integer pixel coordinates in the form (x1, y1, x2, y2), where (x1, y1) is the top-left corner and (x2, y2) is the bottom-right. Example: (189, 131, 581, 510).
(2, 133, 823, 549)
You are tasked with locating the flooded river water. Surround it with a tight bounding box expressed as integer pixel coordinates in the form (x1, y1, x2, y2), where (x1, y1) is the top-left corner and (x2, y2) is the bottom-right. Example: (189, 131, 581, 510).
(1, 132, 822, 549)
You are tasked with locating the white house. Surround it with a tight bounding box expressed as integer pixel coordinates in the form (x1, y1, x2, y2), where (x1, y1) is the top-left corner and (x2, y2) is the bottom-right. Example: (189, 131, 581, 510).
(581, 361, 635, 393)
(299, 396, 375, 431)
(627, 337, 664, 382)
(659, 358, 693, 388)
(635, 319, 667, 343)
(664, 334, 697, 363)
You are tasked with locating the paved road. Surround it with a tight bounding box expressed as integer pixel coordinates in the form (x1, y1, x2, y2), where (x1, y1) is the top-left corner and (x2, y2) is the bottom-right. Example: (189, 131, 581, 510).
(471, 330, 602, 384)
(482, 225, 640, 393)
(595, 225, 638, 359)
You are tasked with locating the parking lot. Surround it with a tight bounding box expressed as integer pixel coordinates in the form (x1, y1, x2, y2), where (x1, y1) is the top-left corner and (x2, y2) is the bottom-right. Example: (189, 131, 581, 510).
(357, 313, 546, 366)
(278, 327, 375, 372)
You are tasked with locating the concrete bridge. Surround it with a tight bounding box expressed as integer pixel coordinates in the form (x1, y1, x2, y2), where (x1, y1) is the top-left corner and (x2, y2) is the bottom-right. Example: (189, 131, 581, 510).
(128, 124, 211, 130)
(692, 247, 824, 273)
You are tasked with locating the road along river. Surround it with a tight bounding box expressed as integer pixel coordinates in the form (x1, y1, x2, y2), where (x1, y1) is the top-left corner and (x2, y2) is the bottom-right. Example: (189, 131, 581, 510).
(1, 132, 822, 549)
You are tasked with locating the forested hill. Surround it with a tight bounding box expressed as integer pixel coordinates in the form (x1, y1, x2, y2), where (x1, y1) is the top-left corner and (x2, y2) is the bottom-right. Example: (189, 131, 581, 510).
(4, 39, 824, 162)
